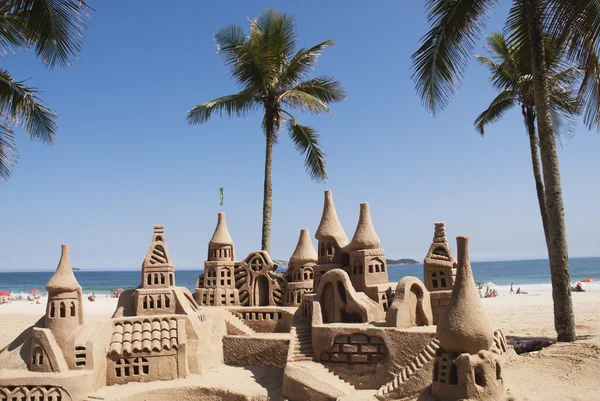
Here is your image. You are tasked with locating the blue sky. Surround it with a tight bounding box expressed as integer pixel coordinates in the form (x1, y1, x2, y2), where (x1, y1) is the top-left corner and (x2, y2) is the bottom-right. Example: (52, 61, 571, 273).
(1, 0, 599, 271)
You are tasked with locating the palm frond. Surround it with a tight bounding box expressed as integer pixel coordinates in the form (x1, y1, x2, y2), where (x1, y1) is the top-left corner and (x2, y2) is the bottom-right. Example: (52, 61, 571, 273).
(280, 90, 332, 115)
(186, 88, 258, 125)
(411, 0, 497, 115)
(474, 89, 517, 135)
(505, 0, 531, 58)
(0, 69, 56, 143)
(287, 76, 346, 105)
(286, 116, 327, 181)
(281, 40, 335, 87)
(0, 120, 18, 181)
(0, 2, 28, 56)
(255, 8, 296, 62)
(10, 0, 91, 69)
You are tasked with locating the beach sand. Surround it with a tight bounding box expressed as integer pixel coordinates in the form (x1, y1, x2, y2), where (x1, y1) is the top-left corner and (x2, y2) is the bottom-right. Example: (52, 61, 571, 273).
(1, 292, 599, 400)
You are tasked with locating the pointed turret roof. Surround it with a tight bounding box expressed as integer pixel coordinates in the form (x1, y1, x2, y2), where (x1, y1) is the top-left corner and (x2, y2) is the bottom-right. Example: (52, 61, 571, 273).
(46, 244, 81, 292)
(425, 222, 455, 262)
(315, 190, 349, 247)
(143, 225, 174, 267)
(289, 228, 318, 268)
(347, 203, 381, 252)
(209, 212, 234, 247)
(437, 236, 494, 354)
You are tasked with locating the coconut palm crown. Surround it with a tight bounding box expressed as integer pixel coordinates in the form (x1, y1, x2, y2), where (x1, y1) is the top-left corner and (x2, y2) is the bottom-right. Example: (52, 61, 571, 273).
(410, 0, 600, 342)
(475, 32, 581, 256)
(187, 9, 346, 252)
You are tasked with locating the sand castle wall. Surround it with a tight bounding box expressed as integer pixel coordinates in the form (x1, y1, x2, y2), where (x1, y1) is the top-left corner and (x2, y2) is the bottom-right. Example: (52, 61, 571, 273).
(312, 324, 436, 389)
(223, 334, 290, 368)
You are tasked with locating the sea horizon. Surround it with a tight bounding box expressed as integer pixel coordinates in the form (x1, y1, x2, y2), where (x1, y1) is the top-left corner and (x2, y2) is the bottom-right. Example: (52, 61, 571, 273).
(1, 257, 598, 296)
(2, 255, 599, 273)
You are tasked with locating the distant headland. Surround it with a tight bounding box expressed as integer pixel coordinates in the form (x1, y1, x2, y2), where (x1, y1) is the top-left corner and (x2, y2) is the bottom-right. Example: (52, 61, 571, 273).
(386, 258, 419, 265)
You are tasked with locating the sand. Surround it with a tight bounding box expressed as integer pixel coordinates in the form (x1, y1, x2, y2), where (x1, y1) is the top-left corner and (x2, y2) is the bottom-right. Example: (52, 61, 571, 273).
(1, 292, 599, 400)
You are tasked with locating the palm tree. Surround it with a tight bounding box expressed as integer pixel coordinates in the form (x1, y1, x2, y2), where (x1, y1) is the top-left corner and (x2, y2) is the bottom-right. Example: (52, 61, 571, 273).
(411, 0, 600, 341)
(0, 0, 91, 181)
(474, 32, 581, 252)
(187, 9, 346, 253)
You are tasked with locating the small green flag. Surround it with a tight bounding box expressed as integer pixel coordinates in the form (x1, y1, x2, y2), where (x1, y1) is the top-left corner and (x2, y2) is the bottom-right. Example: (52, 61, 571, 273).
(219, 187, 224, 206)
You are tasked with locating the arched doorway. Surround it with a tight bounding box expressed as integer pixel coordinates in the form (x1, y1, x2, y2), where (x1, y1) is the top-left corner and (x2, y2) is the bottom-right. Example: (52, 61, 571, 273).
(254, 275, 270, 306)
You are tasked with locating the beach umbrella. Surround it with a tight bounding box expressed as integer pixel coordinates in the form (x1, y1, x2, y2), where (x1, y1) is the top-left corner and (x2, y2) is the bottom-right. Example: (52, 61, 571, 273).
(581, 278, 594, 283)
(0, 291, 10, 297)
(28, 289, 40, 294)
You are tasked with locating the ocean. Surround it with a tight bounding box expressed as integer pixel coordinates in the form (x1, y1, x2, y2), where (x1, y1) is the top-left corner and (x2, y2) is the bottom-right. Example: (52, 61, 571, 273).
(0, 257, 598, 297)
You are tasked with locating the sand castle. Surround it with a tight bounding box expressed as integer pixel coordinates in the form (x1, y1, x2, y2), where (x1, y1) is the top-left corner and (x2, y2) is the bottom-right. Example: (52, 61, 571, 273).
(0, 190, 514, 401)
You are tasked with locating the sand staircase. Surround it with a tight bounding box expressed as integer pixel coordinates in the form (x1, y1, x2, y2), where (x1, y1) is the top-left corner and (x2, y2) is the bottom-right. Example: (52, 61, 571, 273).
(376, 338, 440, 399)
(291, 324, 314, 361)
(224, 310, 255, 335)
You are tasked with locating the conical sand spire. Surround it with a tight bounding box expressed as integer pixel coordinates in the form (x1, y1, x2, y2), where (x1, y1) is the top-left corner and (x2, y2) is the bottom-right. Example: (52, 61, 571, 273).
(437, 236, 493, 354)
(433, 222, 447, 243)
(347, 203, 381, 252)
(289, 228, 318, 268)
(143, 225, 174, 267)
(46, 244, 81, 292)
(209, 212, 234, 246)
(315, 190, 349, 247)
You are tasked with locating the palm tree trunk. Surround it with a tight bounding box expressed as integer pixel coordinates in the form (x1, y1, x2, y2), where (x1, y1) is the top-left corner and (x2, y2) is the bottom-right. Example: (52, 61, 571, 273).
(523, 106, 551, 249)
(525, 0, 576, 341)
(261, 111, 274, 253)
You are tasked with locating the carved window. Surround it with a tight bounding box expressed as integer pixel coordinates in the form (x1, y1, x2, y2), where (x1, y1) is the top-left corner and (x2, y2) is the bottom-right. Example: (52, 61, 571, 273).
(369, 264, 374, 273)
(165, 295, 170, 308)
(147, 274, 151, 285)
(133, 358, 149, 375)
(320, 243, 325, 257)
(157, 295, 162, 308)
(431, 272, 438, 289)
(154, 274, 159, 285)
(50, 302, 56, 318)
(221, 269, 226, 278)
(433, 361, 439, 382)
(143, 296, 148, 309)
(474, 365, 486, 386)
(326, 243, 334, 258)
(170, 274, 174, 286)
(70, 302, 76, 317)
(32, 346, 44, 366)
(250, 257, 263, 272)
(161, 274, 165, 284)
(75, 346, 86, 367)
(149, 296, 154, 309)
(59, 302, 66, 318)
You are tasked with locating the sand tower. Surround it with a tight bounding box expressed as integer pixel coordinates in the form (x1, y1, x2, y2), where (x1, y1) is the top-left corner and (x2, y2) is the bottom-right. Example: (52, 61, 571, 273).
(197, 212, 240, 306)
(419, 236, 511, 401)
(284, 228, 317, 306)
(134, 225, 176, 315)
(45, 244, 84, 351)
(346, 202, 388, 293)
(424, 222, 457, 324)
(314, 190, 349, 289)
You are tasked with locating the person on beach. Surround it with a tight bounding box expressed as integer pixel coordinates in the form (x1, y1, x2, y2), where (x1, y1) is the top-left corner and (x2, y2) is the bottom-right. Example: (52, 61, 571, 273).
(510, 283, 514, 294)
(88, 293, 96, 302)
(478, 283, 483, 298)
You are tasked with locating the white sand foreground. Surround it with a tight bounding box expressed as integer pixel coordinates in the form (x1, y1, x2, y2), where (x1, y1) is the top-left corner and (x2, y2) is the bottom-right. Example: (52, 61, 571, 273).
(1, 292, 599, 400)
